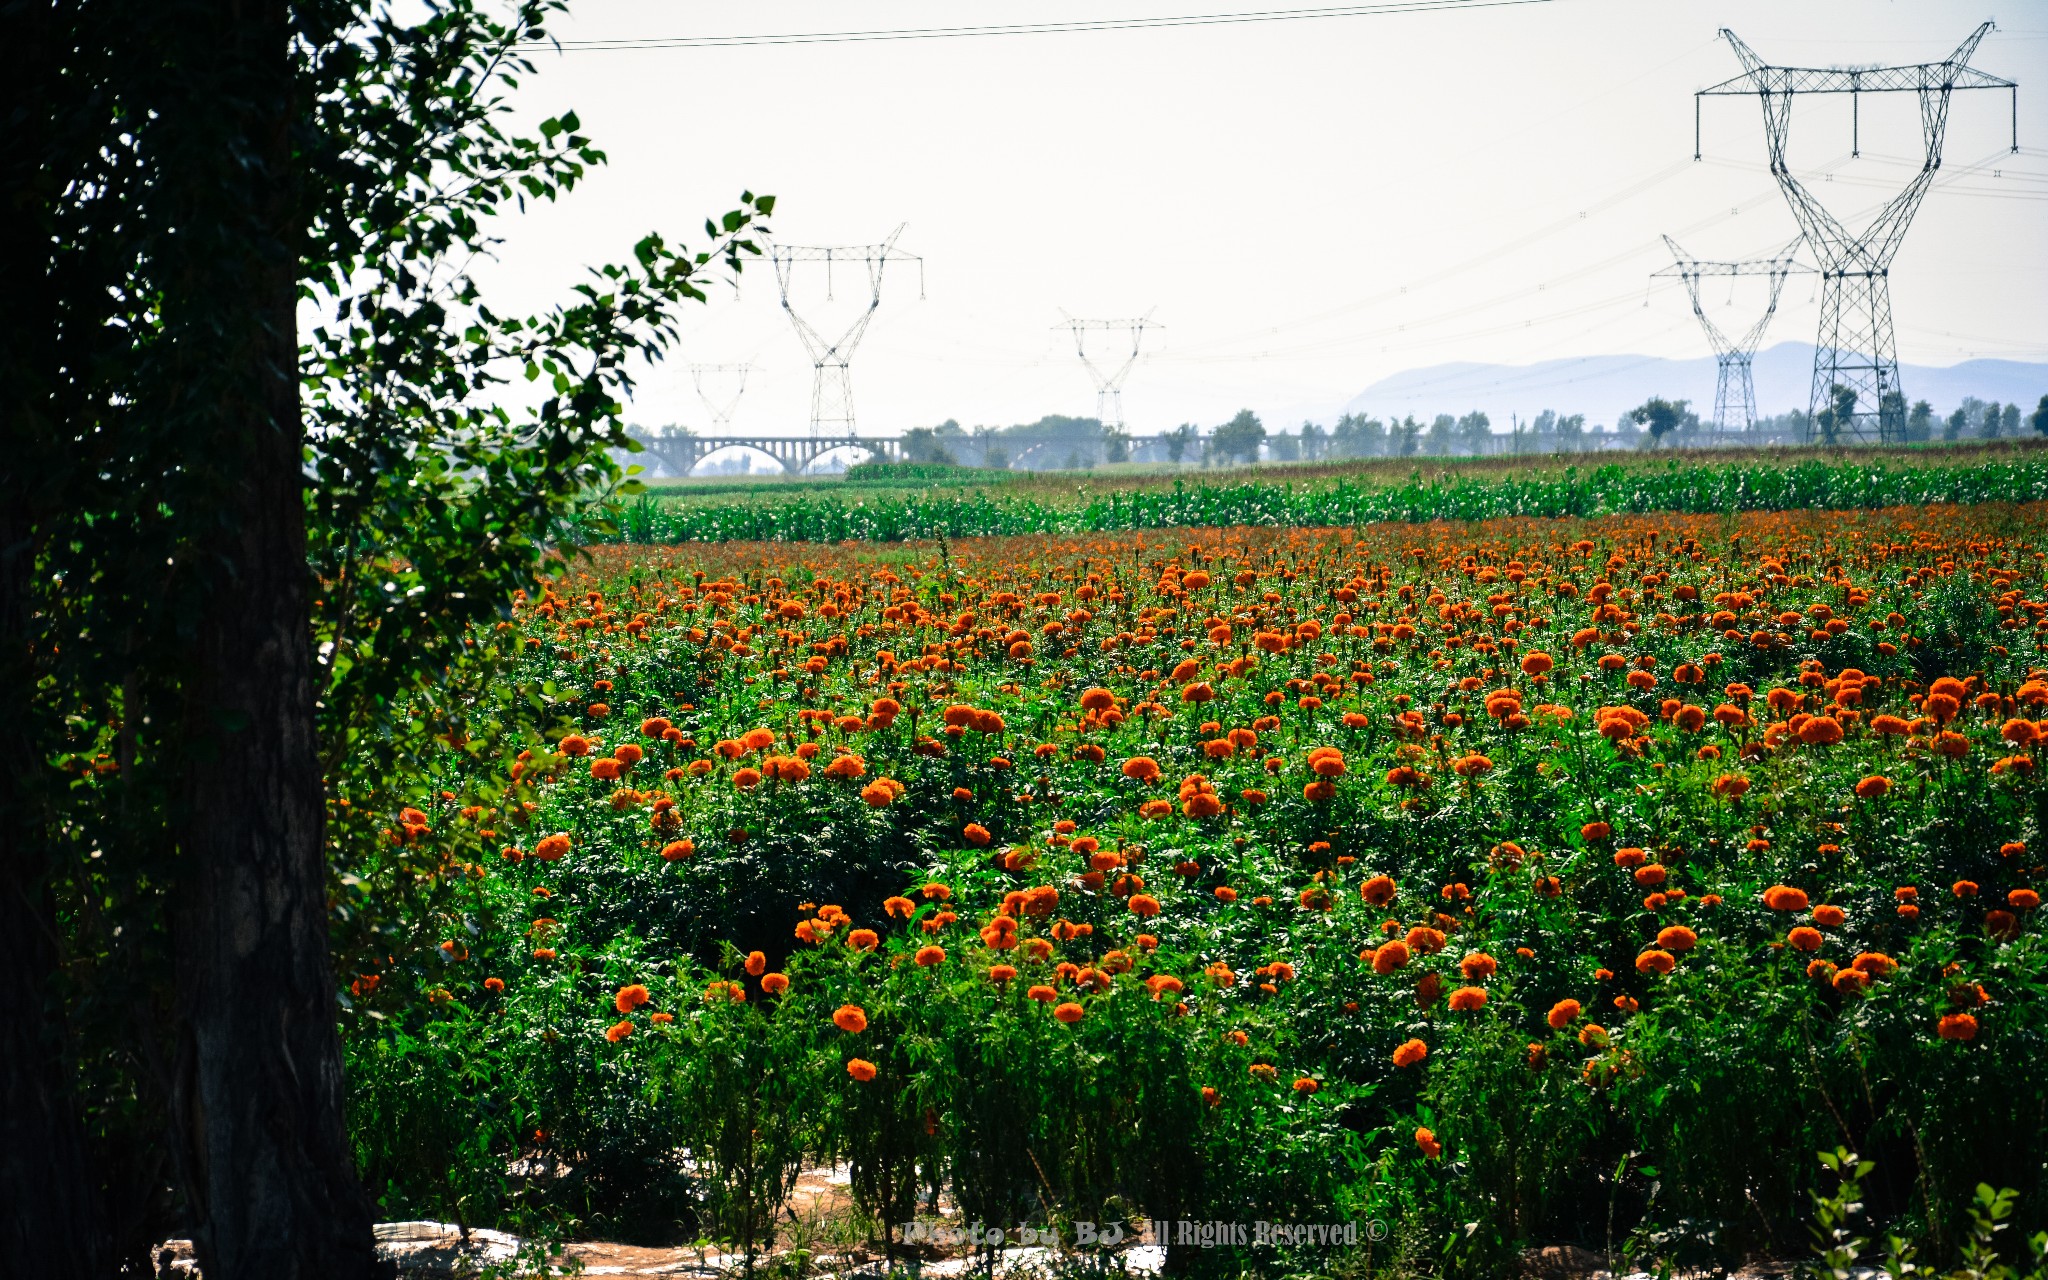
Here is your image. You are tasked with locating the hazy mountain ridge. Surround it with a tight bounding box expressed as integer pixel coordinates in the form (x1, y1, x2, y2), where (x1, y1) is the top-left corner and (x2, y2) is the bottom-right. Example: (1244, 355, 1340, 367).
(1341, 342, 2048, 427)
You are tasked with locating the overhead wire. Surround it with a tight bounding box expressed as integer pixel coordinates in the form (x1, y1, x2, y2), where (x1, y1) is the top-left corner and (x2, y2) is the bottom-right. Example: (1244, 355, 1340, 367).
(526, 0, 1560, 51)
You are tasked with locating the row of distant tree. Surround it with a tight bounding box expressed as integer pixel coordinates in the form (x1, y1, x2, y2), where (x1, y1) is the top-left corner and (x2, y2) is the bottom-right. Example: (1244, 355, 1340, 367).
(892, 394, 2046, 468)
(632, 393, 2048, 474)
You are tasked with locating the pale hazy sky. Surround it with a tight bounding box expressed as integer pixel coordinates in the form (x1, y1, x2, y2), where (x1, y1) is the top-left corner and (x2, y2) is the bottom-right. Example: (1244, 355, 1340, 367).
(479, 0, 2048, 438)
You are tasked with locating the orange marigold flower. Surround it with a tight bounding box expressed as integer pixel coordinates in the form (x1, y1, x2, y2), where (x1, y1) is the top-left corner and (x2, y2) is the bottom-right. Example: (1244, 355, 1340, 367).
(1712, 773, 1750, 798)
(1054, 1001, 1086, 1024)
(1292, 1077, 1320, 1094)
(1547, 998, 1581, 1029)
(1788, 926, 1824, 952)
(1451, 753, 1494, 778)
(1656, 925, 1697, 952)
(1128, 894, 1162, 917)
(846, 1058, 878, 1081)
(605, 1020, 633, 1043)
(915, 945, 946, 967)
(1854, 775, 1891, 799)
(1405, 926, 1446, 954)
(1392, 1038, 1428, 1068)
(1448, 986, 1488, 1012)
(615, 983, 651, 1014)
(2012, 889, 2042, 910)
(1797, 716, 1844, 746)
(1361, 874, 1397, 905)
(1415, 1126, 1442, 1158)
(1371, 941, 1412, 974)
(745, 951, 767, 976)
(1122, 756, 1163, 783)
(1812, 904, 1846, 927)
(832, 1004, 868, 1033)
(1635, 949, 1676, 976)
(1581, 821, 1611, 842)
(1763, 885, 1810, 912)
(483, 977, 505, 994)
(534, 833, 571, 861)
(1936, 1012, 1979, 1041)
(1459, 952, 1497, 980)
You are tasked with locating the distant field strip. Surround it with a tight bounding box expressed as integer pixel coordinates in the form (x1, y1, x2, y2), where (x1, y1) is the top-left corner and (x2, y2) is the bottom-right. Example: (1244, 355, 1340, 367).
(606, 460, 2048, 544)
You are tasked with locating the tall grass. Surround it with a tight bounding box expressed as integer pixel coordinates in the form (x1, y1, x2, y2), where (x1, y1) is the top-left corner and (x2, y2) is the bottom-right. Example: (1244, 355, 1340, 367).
(606, 458, 2048, 544)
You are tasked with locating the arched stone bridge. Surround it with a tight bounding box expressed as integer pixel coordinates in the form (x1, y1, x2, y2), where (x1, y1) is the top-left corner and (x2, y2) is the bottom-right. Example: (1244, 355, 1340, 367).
(630, 433, 908, 477)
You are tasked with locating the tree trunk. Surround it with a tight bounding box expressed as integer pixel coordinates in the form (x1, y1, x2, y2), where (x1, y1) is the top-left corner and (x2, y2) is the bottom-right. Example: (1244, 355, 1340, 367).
(0, 526, 112, 1280)
(161, 2, 379, 1276)
(0, 0, 118, 1267)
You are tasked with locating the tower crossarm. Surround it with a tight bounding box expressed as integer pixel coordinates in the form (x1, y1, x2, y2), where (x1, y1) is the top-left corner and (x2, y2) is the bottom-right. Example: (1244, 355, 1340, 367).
(771, 226, 923, 366)
(1698, 24, 2014, 274)
(1699, 23, 2010, 97)
(1056, 314, 1159, 431)
(770, 225, 922, 436)
(1697, 25, 2018, 444)
(1059, 316, 1158, 393)
(688, 363, 755, 431)
(1655, 236, 1805, 360)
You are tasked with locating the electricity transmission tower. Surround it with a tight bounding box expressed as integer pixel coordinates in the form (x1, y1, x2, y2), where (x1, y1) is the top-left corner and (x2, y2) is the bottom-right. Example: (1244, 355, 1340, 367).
(689, 363, 754, 431)
(1697, 24, 2016, 443)
(1056, 314, 1159, 431)
(1654, 237, 1805, 434)
(770, 226, 923, 437)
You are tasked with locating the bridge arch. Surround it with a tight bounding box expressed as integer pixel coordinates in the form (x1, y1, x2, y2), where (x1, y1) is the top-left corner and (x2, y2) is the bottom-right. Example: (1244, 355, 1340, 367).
(800, 442, 890, 474)
(688, 444, 788, 476)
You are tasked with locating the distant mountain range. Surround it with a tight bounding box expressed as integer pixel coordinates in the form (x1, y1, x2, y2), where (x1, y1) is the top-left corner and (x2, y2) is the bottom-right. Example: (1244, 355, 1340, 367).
(1341, 342, 2048, 427)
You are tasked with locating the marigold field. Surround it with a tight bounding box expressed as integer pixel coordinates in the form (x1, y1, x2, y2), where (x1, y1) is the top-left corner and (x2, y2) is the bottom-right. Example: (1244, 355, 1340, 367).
(340, 503, 2048, 1276)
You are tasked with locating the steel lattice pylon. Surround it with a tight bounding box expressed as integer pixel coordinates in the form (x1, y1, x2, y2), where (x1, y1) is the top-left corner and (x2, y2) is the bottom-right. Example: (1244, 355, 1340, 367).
(1056, 313, 1159, 431)
(1654, 237, 1805, 433)
(688, 363, 754, 431)
(770, 226, 923, 438)
(1698, 25, 2016, 443)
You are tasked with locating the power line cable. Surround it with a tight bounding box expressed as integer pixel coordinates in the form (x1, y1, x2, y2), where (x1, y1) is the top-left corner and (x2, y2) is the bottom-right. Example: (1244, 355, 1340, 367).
(528, 0, 1559, 51)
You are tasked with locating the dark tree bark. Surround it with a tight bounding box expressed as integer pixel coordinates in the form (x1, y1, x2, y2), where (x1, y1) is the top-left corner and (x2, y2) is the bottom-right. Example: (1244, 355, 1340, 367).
(0, 526, 112, 1280)
(0, 0, 118, 1270)
(157, 2, 380, 1276)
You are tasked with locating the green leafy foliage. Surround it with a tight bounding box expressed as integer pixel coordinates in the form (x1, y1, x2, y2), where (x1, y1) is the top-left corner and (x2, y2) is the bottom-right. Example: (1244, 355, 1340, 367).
(341, 506, 2047, 1274)
(604, 459, 2048, 545)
